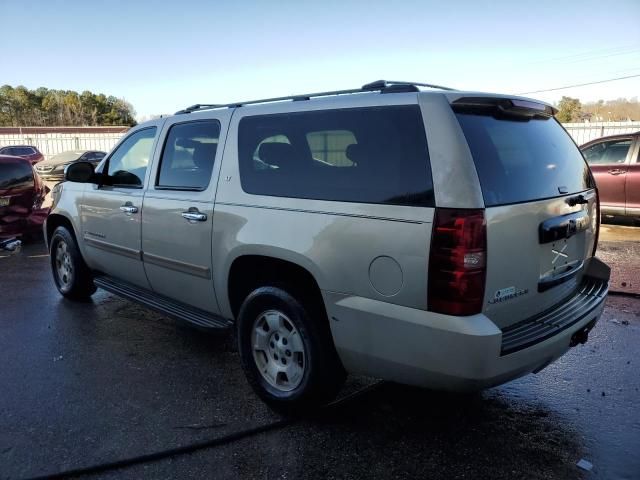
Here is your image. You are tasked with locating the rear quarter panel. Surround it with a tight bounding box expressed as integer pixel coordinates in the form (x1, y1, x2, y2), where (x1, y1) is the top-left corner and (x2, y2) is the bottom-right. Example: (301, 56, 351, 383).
(212, 94, 435, 319)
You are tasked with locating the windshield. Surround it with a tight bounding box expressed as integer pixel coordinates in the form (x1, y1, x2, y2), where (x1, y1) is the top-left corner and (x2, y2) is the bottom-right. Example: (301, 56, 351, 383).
(455, 112, 593, 206)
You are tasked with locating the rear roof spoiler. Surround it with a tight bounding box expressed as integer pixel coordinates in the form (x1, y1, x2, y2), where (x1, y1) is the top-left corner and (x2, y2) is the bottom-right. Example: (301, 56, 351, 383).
(451, 96, 557, 117)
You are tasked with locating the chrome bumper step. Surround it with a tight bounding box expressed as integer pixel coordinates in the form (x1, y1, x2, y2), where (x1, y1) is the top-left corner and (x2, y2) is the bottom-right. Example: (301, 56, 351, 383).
(500, 276, 608, 356)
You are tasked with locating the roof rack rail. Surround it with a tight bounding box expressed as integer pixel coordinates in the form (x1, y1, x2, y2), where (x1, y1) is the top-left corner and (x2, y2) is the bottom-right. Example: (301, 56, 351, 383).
(175, 104, 222, 114)
(174, 80, 455, 114)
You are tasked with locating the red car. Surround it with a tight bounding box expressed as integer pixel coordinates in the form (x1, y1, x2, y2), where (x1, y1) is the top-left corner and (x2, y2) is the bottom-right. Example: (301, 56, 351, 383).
(581, 132, 640, 221)
(0, 155, 49, 239)
(0, 145, 44, 165)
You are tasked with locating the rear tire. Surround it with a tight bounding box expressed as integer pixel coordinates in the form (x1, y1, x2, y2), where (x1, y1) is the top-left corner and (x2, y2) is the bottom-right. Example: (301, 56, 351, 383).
(237, 286, 346, 414)
(50, 226, 96, 300)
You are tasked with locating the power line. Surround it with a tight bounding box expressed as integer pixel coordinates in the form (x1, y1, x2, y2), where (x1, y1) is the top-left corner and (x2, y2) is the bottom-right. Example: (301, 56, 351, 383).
(519, 44, 640, 67)
(518, 74, 640, 95)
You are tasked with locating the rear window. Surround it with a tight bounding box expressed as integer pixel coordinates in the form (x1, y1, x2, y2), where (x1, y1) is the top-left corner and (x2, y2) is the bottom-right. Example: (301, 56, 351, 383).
(0, 162, 33, 190)
(238, 106, 433, 207)
(455, 112, 592, 207)
(3, 147, 36, 156)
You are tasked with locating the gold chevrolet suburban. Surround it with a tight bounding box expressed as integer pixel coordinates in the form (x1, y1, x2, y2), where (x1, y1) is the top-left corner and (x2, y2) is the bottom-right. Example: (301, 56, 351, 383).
(45, 81, 610, 412)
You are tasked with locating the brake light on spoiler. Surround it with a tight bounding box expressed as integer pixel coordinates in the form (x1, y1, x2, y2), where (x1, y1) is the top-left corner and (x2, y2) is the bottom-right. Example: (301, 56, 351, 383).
(451, 97, 557, 118)
(428, 209, 487, 316)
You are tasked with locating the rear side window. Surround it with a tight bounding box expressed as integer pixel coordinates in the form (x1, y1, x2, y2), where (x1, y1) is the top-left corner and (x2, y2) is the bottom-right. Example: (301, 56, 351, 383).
(238, 106, 433, 206)
(157, 120, 221, 190)
(455, 113, 592, 206)
(0, 162, 33, 190)
(582, 139, 631, 165)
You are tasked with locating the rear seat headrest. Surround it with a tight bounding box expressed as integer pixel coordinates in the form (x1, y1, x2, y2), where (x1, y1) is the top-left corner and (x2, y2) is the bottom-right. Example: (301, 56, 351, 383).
(258, 142, 298, 168)
(345, 143, 363, 164)
(192, 142, 218, 169)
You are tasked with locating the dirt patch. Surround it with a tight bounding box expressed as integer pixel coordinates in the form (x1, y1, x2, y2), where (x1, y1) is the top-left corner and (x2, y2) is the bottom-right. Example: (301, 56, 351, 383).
(597, 223, 639, 295)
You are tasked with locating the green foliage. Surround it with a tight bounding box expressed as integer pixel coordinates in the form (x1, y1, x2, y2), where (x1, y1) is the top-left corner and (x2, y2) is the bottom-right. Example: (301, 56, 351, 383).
(554, 96, 640, 122)
(555, 96, 583, 122)
(0, 85, 136, 126)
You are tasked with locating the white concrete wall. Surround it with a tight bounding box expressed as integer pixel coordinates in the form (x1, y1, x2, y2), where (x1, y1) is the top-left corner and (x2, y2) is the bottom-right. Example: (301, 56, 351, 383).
(1, 121, 638, 160)
(0, 131, 126, 160)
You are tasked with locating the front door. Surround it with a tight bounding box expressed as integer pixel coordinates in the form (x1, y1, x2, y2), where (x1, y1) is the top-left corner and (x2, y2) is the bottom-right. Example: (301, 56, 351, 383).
(142, 114, 229, 313)
(80, 125, 161, 287)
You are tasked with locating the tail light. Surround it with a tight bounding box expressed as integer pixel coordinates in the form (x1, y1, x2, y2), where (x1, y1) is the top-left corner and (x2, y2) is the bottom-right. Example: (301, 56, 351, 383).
(428, 208, 487, 316)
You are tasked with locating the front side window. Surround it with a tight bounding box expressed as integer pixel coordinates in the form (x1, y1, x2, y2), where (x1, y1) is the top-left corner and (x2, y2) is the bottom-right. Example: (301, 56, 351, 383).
(238, 106, 433, 206)
(107, 127, 157, 187)
(582, 139, 631, 165)
(157, 120, 221, 190)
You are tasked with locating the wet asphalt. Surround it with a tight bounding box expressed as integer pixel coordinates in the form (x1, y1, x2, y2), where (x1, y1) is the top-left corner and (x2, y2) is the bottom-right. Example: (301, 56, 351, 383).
(0, 233, 639, 480)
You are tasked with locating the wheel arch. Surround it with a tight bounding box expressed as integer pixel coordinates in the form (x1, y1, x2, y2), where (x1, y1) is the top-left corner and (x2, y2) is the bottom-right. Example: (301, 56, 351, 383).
(46, 213, 79, 250)
(226, 252, 328, 324)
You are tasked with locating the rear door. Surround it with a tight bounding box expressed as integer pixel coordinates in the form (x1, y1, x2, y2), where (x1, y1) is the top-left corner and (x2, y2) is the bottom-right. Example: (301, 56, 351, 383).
(581, 136, 634, 215)
(141, 113, 230, 313)
(80, 125, 160, 287)
(453, 100, 597, 329)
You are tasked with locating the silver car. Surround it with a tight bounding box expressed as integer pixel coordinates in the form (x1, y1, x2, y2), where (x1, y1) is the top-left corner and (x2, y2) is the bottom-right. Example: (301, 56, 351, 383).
(45, 80, 610, 412)
(35, 150, 106, 182)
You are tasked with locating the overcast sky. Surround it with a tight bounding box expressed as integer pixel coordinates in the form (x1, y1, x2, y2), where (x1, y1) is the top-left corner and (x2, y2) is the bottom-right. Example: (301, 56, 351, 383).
(3, 0, 640, 119)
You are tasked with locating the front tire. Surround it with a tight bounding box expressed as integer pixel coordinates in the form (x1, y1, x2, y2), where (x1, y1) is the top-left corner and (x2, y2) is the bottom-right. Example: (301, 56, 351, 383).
(237, 286, 345, 413)
(50, 226, 96, 300)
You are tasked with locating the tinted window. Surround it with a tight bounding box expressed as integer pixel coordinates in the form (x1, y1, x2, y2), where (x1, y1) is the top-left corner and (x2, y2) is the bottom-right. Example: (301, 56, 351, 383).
(0, 162, 33, 190)
(238, 106, 433, 206)
(157, 120, 221, 190)
(582, 139, 631, 165)
(4, 146, 36, 156)
(455, 113, 592, 206)
(107, 128, 157, 187)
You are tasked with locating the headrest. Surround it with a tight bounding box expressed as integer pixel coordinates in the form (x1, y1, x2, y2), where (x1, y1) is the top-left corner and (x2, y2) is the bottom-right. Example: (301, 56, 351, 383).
(258, 142, 297, 168)
(345, 143, 364, 164)
(192, 142, 217, 169)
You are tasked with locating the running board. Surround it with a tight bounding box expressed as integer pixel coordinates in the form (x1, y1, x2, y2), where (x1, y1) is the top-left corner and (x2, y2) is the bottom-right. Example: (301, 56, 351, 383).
(93, 275, 233, 330)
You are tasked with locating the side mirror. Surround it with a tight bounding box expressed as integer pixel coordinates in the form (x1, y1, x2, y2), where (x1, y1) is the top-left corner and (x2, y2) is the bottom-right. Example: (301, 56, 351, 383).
(65, 161, 96, 183)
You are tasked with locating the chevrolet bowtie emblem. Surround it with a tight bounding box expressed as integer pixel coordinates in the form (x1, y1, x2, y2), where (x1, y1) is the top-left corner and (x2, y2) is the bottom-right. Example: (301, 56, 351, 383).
(551, 244, 569, 264)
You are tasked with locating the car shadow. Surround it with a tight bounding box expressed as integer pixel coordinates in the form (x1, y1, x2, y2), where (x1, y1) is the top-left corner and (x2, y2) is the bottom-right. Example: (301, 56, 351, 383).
(290, 382, 585, 479)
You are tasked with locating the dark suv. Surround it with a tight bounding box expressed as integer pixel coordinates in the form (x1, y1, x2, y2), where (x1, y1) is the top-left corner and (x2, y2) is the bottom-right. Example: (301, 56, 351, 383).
(0, 145, 44, 165)
(0, 155, 49, 238)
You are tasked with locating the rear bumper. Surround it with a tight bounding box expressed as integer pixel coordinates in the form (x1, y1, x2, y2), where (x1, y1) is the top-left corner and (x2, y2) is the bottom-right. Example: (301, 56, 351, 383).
(324, 258, 610, 391)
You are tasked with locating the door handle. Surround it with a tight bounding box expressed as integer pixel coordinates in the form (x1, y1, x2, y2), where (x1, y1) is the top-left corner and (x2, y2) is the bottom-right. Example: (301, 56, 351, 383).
(119, 204, 138, 214)
(181, 210, 207, 222)
(607, 168, 625, 175)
